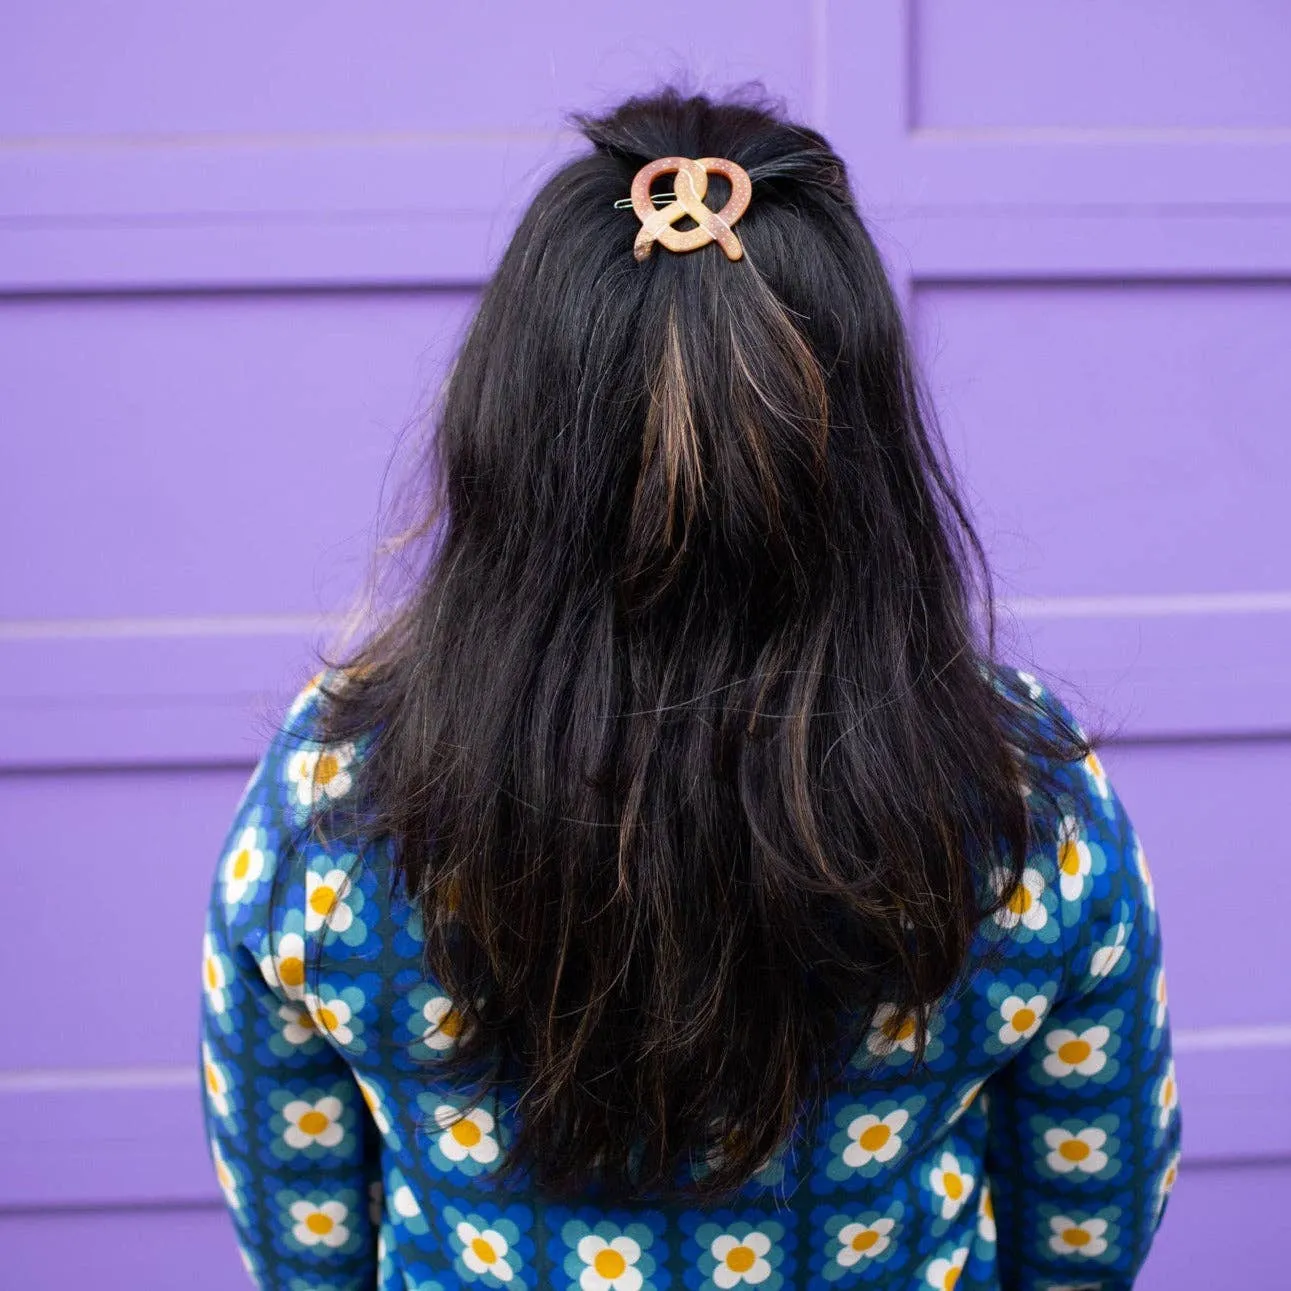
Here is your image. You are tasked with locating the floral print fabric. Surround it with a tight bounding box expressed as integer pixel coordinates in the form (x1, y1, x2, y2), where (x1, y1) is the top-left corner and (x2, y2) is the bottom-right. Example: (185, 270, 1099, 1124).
(200, 670, 1180, 1289)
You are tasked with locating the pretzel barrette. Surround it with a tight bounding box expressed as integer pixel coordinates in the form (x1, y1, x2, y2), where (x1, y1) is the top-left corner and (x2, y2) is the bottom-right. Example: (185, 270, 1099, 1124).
(623, 156, 752, 263)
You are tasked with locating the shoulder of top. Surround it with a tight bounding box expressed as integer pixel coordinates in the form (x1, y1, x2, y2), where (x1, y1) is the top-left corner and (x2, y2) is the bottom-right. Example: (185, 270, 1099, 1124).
(987, 662, 1088, 742)
(273, 666, 370, 750)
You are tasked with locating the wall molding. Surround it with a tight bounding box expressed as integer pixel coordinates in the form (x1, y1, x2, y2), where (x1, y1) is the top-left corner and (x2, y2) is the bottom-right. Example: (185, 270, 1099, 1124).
(3, 598, 1289, 768)
(1, 1034, 1285, 1211)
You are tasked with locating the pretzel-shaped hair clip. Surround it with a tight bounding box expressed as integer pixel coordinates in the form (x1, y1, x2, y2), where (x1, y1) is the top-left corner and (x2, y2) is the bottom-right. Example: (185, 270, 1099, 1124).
(621, 156, 752, 262)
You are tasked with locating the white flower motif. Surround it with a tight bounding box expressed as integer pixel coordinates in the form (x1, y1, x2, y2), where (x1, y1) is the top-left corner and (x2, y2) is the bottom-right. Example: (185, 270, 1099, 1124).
(1089, 924, 1129, 979)
(260, 931, 309, 1000)
(977, 1184, 996, 1244)
(201, 934, 228, 1013)
(417, 995, 469, 1051)
(710, 1230, 773, 1288)
(834, 1218, 894, 1266)
(289, 1198, 350, 1249)
(1135, 836, 1156, 911)
(1048, 1215, 1108, 1258)
(1082, 750, 1110, 798)
(281, 1095, 345, 1150)
(997, 993, 1049, 1046)
(202, 1043, 231, 1118)
(924, 1245, 969, 1290)
(275, 1002, 319, 1046)
(211, 1138, 239, 1208)
(576, 1233, 644, 1291)
(286, 743, 357, 807)
(1155, 1059, 1179, 1130)
(222, 826, 266, 904)
(993, 866, 1049, 931)
(1044, 1126, 1109, 1175)
(947, 1077, 986, 1126)
(355, 1073, 392, 1136)
(1152, 966, 1169, 1030)
(866, 1004, 919, 1057)
(1016, 670, 1045, 700)
(392, 1184, 421, 1220)
(287, 673, 324, 720)
(303, 992, 354, 1046)
(457, 1221, 513, 1281)
(842, 1109, 908, 1168)
(305, 868, 355, 934)
(928, 1150, 975, 1220)
(1154, 1150, 1181, 1223)
(831, 1213, 893, 1265)
(1056, 816, 1093, 903)
(1042, 1026, 1111, 1079)
(434, 1105, 500, 1165)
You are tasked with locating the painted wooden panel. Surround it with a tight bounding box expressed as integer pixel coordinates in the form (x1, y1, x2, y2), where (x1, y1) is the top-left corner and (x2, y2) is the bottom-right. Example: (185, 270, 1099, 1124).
(1, 765, 252, 1069)
(0, 289, 475, 619)
(918, 280, 1291, 598)
(910, 0, 1291, 130)
(1, 2, 813, 138)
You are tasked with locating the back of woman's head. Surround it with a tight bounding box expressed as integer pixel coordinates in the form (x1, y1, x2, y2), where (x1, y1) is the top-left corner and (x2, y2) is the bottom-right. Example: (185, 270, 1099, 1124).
(319, 86, 1086, 1201)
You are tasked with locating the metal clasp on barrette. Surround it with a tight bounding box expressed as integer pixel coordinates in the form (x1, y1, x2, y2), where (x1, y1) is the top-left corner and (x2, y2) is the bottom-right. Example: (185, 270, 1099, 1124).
(613, 192, 676, 210)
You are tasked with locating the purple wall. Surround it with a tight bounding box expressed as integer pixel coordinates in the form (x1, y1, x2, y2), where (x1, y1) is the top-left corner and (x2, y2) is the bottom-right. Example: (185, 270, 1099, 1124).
(3, 3, 1289, 1286)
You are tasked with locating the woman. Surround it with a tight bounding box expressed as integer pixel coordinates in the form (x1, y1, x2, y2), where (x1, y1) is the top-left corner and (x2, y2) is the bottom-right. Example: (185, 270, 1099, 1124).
(200, 88, 1180, 1290)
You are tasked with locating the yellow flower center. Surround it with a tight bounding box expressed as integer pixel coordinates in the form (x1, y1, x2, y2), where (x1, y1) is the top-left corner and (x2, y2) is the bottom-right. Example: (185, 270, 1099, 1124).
(439, 1010, 465, 1039)
(1059, 839, 1082, 876)
(858, 1124, 891, 1153)
(943, 1172, 964, 1200)
(316, 753, 340, 786)
(1162, 1076, 1175, 1104)
(204, 1063, 221, 1095)
(1006, 883, 1033, 915)
(1010, 1006, 1036, 1034)
(1057, 1038, 1092, 1066)
(316, 1006, 339, 1032)
(850, 1229, 880, 1253)
(725, 1245, 756, 1274)
(595, 1249, 628, 1279)
(881, 1013, 915, 1044)
(204, 958, 220, 990)
(1085, 752, 1103, 778)
(305, 1212, 334, 1235)
(298, 1110, 330, 1136)
(451, 1119, 483, 1148)
(983, 1191, 994, 1220)
(471, 1237, 497, 1264)
(309, 885, 337, 917)
(279, 955, 305, 989)
(231, 850, 251, 880)
(1059, 1139, 1091, 1161)
(944, 1269, 961, 1291)
(1063, 1227, 1092, 1248)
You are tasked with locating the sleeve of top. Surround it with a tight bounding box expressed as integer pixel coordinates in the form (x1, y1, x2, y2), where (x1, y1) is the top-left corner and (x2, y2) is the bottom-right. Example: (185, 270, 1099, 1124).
(198, 681, 380, 1291)
(984, 723, 1182, 1290)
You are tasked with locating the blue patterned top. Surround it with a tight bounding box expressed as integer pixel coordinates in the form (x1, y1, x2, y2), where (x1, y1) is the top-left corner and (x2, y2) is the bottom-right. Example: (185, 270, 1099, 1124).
(200, 668, 1180, 1290)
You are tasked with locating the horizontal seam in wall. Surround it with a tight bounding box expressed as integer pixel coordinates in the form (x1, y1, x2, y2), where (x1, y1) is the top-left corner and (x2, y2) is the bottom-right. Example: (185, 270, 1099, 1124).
(5, 592, 1291, 642)
(2, 1024, 1288, 1094)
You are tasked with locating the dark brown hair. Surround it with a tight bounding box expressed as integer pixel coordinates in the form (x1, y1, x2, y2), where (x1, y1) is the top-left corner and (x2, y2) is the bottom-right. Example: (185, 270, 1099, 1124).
(315, 86, 1087, 1201)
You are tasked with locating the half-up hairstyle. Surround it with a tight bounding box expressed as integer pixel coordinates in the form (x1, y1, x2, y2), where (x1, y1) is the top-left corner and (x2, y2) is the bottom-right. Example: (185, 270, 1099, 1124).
(315, 86, 1089, 1201)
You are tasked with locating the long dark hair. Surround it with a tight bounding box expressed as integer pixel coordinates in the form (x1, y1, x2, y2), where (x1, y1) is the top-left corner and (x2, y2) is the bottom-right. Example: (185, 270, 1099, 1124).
(316, 86, 1088, 1201)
